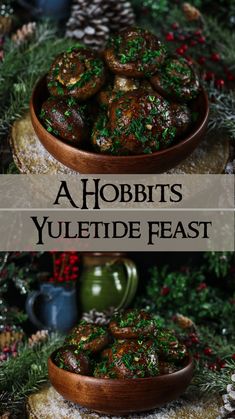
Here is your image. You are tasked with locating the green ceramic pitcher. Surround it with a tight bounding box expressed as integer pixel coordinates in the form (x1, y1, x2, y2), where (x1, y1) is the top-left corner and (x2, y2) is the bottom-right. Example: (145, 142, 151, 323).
(79, 253, 139, 312)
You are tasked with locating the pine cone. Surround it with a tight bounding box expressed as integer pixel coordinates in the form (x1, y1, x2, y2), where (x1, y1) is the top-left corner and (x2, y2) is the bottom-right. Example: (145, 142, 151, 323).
(82, 308, 116, 325)
(104, 0, 135, 33)
(28, 330, 49, 347)
(0, 3, 13, 35)
(182, 3, 201, 21)
(12, 22, 36, 46)
(218, 374, 235, 419)
(174, 313, 195, 330)
(0, 328, 24, 350)
(66, 0, 135, 50)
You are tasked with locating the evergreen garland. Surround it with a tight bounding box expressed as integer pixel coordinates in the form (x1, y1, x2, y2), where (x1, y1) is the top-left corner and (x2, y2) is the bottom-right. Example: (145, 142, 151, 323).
(0, 21, 75, 141)
(0, 332, 64, 417)
(136, 263, 235, 334)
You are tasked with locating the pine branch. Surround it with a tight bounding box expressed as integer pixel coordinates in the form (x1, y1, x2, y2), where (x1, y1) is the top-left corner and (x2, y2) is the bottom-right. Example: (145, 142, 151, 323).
(203, 252, 234, 278)
(193, 360, 235, 394)
(0, 21, 75, 140)
(204, 16, 235, 70)
(0, 333, 64, 415)
(208, 85, 235, 140)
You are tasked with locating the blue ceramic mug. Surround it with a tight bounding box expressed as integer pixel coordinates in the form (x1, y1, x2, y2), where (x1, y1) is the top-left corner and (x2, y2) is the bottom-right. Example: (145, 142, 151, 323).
(26, 283, 78, 333)
(17, 0, 71, 20)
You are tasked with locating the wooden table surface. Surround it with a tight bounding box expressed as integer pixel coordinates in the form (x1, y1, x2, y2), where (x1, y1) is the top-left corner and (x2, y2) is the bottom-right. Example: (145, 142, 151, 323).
(27, 385, 222, 419)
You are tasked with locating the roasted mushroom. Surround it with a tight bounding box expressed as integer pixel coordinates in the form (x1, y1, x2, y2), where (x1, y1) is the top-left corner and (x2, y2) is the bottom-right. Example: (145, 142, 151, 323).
(47, 47, 106, 100)
(104, 27, 166, 78)
(65, 323, 109, 353)
(107, 340, 159, 379)
(156, 329, 188, 363)
(54, 345, 91, 375)
(40, 96, 90, 145)
(170, 102, 191, 137)
(109, 309, 158, 339)
(93, 91, 183, 155)
(151, 57, 200, 102)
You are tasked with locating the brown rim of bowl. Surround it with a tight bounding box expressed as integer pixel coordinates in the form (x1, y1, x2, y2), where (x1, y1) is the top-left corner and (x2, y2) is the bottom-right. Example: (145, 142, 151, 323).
(30, 76, 209, 161)
(48, 350, 194, 383)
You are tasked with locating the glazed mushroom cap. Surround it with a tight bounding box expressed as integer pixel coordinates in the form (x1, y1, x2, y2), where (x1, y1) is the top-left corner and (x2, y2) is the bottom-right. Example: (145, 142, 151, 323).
(151, 56, 200, 102)
(108, 340, 159, 379)
(107, 91, 180, 155)
(93, 91, 191, 155)
(170, 102, 191, 137)
(104, 27, 166, 78)
(40, 96, 90, 145)
(109, 309, 158, 339)
(65, 323, 109, 353)
(156, 329, 188, 363)
(54, 345, 91, 375)
(47, 47, 106, 100)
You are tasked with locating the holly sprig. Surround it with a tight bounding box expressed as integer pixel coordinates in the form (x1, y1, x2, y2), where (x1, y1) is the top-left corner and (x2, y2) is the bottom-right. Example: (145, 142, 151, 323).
(136, 261, 235, 334)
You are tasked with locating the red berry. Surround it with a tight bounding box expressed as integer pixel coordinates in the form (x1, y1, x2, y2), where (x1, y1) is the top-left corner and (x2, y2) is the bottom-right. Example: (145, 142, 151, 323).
(178, 34, 186, 41)
(181, 44, 188, 52)
(172, 22, 179, 29)
(204, 347, 213, 356)
(194, 29, 202, 36)
(204, 71, 215, 81)
(185, 56, 193, 65)
(198, 56, 206, 65)
(176, 47, 185, 55)
(189, 333, 199, 344)
(190, 40, 197, 46)
(160, 286, 170, 296)
(193, 352, 200, 360)
(211, 52, 220, 62)
(166, 32, 174, 41)
(198, 36, 206, 44)
(227, 73, 235, 81)
(196, 282, 207, 291)
(215, 79, 225, 89)
(231, 354, 235, 360)
(208, 363, 217, 371)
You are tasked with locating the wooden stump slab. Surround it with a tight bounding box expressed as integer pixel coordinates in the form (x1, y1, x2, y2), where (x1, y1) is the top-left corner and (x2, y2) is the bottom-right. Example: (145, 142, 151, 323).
(26, 385, 221, 419)
(10, 113, 230, 175)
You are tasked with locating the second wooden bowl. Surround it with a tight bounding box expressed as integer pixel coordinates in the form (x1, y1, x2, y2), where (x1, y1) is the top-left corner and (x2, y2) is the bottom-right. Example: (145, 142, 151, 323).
(30, 76, 209, 174)
(48, 353, 194, 415)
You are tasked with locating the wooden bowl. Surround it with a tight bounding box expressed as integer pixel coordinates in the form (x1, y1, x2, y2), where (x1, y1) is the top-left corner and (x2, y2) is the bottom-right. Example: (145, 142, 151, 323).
(48, 353, 194, 415)
(30, 76, 209, 174)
